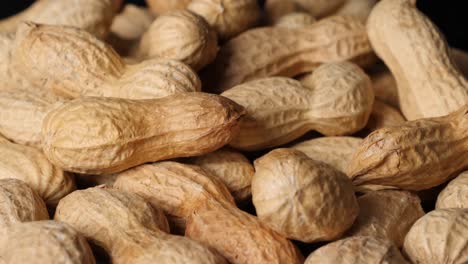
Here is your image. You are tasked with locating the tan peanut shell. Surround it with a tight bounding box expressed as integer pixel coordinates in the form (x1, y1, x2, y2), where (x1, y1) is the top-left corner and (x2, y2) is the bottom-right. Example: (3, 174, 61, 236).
(347, 105, 468, 191)
(222, 62, 374, 151)
(291, 136, 363, 174)
(367, 0, 468, 120)
(305, 236, 410, 264)
(188, 0, 261, 40)
(264, 0, 302, 24)
(112, 161, 303, 264)
(436, 171, 468, 209)
(11, 22, 201, 99)
(0, 179, 49, 234)
(55, 187, 226, 264)
(366, 99, 406, 132)
(145, 0, 191, 14)
(294, 0, 345, 18)
(346, 190, 424, 247)
(0, 220, 95, 264)
(0, 89, 65, 147)
(0, 139, 75, 206)
(136, 10, 218, 71)
(207, 15, 373, 92)
(368, 63, 400, 109)
(403, 208, 468, 264)
(274, 12, 316, 28)
(334, 0, 378, 22)
(252, 148, 359, 242)
(189, 148, 254, 202)
(0, 0, 114, 39)
(42, 93, 245, 174)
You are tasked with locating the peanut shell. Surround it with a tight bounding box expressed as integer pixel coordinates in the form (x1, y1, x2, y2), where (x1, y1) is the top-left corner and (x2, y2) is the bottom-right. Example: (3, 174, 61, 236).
(436, 171, 468, 209)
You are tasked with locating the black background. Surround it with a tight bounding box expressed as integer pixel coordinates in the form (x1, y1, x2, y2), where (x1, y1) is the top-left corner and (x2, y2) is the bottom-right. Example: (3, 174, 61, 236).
(1, 0, 467, 51)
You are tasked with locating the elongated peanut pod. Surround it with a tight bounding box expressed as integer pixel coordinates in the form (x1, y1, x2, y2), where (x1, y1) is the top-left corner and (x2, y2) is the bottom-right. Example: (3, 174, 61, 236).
(347, 105, 468, 191)
(188, 0, 261, 40)
(55, 187, 226, 264)
(305, 236, 409, 264)
(367, 0, 468, 120)
(0, 0, 114, 39)
(113, 162, 303, 264)
(0, 179, 49, 233)
(292, 136, 363, 174)
(0, 139, 75, 206)
(11, 22, 201, 100)
(207, 15, 373, 92)
(436, 171, 468, 209)
(42, 93, 245, 174)
(222, 62, 374, 151)
(0, 221, 96, 264)
(0, 89, 65, 147)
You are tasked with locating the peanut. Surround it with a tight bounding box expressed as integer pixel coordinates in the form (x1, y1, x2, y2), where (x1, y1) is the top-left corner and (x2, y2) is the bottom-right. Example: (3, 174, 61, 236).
(436, 171, 468, 209)
(252, 148, 359, 242)
(187, 0, 261, 40)
(333, 0, 378, 22)
(367, 0, 468, 120)
(347, 105, 468, 191)
(291, 136, 363, 173)
(0, 138, 75, 206)
(222, 62, 374, 151)
(0, 220, 95, 264)
(294, 0, 346, 18)
(42, 93, 245, 174)
(0, 0, 115, 39)
(135, 10, 218, 71)
(0, 89, 65, 147)
(274, 12, 316, 29)
(145, 0, 191, 14)
(113, 161, 304, 264)
(403, 208, 468, 264)
(366, 99, 406, 132)
(368, 63, 400, 109)
(206, 15, 373, 92)
(264, 0, 302, 24)
(305, 236, 409, 264)
(11, 22, 201, 100)
(55, 187, 226, 264)
(0, 179, 49, 233)
(189, 148, 254, 202)
(346, 190, 424, 247)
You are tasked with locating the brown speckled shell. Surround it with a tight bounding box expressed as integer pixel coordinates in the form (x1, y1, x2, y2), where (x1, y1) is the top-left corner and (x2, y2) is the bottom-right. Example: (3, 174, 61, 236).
(367, 0, 468, 120)
(222, 62, 374, 151)
(347, 105, 468, 191)
(189, 148, 254, 202)
(42, 93, 245, 174)
(305, 236, 409, 264)
(208, 15, 373, 91)
(188, 0, 260, 40)
(274, 12, 316, 28)
(346, 190, 424, 247)
(0, 0, 115, 38)
(403, 208, 468, 264)
(0, 179, 49, 234)
(11, 22, 201, 99)
(366, 100, 406, 132)
(436, 171, 468, 209)
(145, 0, 191, 14)
(0, 220, 95, 264)
(252, 148, 359, 242)
(0, 139, 75, 206)
(55, 187, 226, 264)
(137, 10, 218, 71)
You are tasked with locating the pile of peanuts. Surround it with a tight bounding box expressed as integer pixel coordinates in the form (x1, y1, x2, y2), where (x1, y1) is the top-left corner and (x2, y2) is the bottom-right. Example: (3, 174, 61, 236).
(0, 0, 467, 263)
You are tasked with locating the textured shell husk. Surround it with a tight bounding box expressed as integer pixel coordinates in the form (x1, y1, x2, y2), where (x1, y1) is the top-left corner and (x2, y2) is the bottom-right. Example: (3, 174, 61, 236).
(207, 15, 374, 92)
(55, 187, 227, 264)
(145, 0, 191, 14)
(0, 139, 75, 206)
(346, 190, 424, 247)
(42, 93, 245, 174)
(436, 171, 468, 209)
(403, 208, 468, 264)
(333, 0, 378, 22)
(0, 179, 49, 235)
(11, 22, 201, 99)
(222, 62, 374, 150)
(274, 12, 316, 28)
(367, 0, 468, 120)
(0, 220, 95, 264)
(347, 105, 468, 191)
(305, 236, 410, 264)
(264, 0, 303, 24)
(252, 148, 359, 242)
(291, 136, 363, 173)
